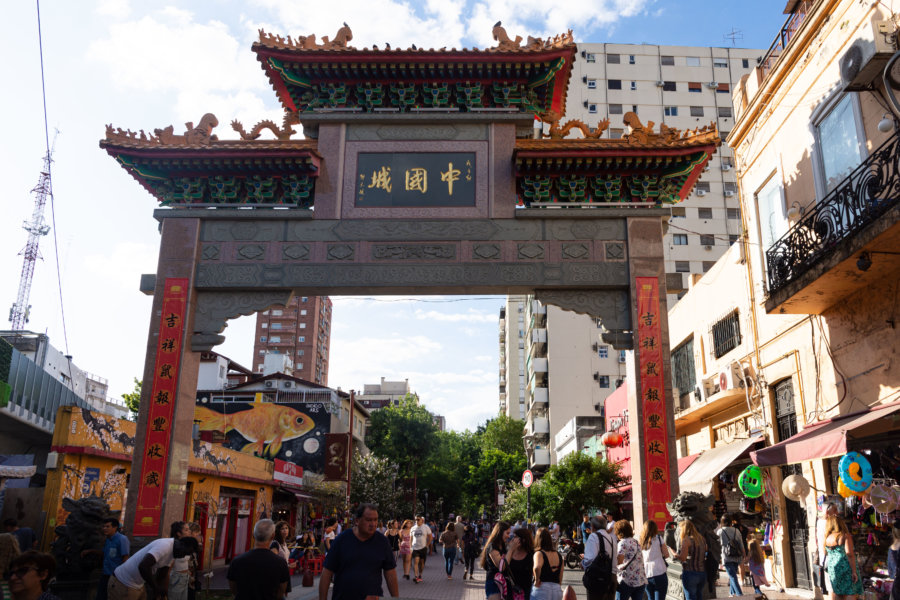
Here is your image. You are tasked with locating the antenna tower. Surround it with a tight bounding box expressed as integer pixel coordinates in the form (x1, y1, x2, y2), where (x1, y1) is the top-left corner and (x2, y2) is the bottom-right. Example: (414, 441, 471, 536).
(724, 28, 744, 47)
(9, 142, 55, 330)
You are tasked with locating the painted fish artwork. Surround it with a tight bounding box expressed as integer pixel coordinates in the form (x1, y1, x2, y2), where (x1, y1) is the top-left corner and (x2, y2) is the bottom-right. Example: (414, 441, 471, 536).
(195, 401, 314, 456)
(193, 400, 331, 474)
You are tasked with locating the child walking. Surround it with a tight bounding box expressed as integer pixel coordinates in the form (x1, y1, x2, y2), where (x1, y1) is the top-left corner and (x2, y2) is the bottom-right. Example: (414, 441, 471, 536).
(746, 534, 769, 600)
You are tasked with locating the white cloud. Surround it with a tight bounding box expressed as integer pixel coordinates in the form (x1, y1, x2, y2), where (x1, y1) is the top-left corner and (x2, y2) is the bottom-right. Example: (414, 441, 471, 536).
(95, 0, 130, 19)
(413, 308, 497, 323)
(83, 242, 158, 290)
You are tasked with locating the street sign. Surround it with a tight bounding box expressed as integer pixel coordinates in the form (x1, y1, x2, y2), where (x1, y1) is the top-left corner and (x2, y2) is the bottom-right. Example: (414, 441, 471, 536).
(522, 470, 534, 488)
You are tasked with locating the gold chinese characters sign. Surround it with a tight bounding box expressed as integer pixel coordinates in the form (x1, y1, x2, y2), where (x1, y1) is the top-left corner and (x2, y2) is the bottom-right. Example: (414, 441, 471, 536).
(356, 152, 475, 207)
(133, 278, 189, 536)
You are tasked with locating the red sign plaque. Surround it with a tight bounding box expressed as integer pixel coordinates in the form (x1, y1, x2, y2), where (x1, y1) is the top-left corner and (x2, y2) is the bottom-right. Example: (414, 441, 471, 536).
(636, 276, 672, 525)
(133, 278, 189, 536)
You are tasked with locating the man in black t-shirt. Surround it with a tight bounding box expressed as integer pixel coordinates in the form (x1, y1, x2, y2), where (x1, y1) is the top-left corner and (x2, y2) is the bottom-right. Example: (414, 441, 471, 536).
(320, 503, 398, 600)
(228, 519, 290, 600)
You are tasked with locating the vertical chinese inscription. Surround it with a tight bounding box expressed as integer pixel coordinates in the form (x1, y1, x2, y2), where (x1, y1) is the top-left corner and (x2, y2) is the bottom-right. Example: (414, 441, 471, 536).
(356, 153, 475, 207)
(133, 278, 189, 536)
(636, 276, 672, 525)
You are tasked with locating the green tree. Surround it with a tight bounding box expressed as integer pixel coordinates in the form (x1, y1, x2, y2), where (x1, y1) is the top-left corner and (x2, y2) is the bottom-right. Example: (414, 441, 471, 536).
(477, 415, 527, 456)
(350, 451, 404, 518)
(366, 394, 437, 481)
(526, 452, 626, 525)
(121, 378, 141, 417)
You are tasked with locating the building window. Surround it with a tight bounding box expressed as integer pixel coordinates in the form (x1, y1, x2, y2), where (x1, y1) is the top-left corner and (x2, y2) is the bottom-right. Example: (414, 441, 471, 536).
(696, 182, 711, 192)
(259, 336, 267, 342)
(774, 379, 798, 442)
(297, 349, 305, 356)
(716, 83, 730, 93)
(608, 79, 622, 90)
(671, 337, 696, 398)
(607, 53, 620, 64)
(729, 234, 740, 244)
(300, 309, 307, 315)
(598, 345, 609, 358)
(690, 106, 704, 117)
(711, 310, 741, 358)
(664, 106, 678, 117)
(301, 296, 308, 302)
(630, 81, 637, 91)
(609, 128, 624, 139)
(660, 55, 675, 66)
(673, 234, 688, 245)
(609, 104, 623, 114)
(815, 94, 863, 193)
(299, 322, 306, 329)
(662, 81, 676, 92)
(702, 260, 716, 272)
(296, 362, 303, 369)
(586, 53, 596, 62)
(727, 208, 740, 219)
(588, 104, 598, 113)
(713, 58, 728, 68)
(718, 107, 732, 118)
(632, 105, 638, 113)
(700, 235, 715, 246)
(742, 58, 750, 68)
(671, 207, 686, 218)
(675, 261, 691, 273)
(271, 309, 283, 316)
(261, 323, 268, 329)
(698, 207, 713, 219)
(686, 56, 701, 67)
(270, 336, 281, 343)
(597, 375, 610, 388)
(587, 79, 597, 89)
(298, 336, 305, 342)
(688, 82, 702, 93)
(724, 182, 737, 193)
(270, 322, 282, 330)
(628, 55, 635, 64)
(719, 131, 730, 142)
(258, 350, 265, 355)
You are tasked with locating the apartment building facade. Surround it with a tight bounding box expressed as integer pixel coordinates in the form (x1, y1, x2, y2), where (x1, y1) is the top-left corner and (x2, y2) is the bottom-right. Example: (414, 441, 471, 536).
(252, 296, 332, 385)
(566, 43, 762, 306)
(499, 295, 528, 420)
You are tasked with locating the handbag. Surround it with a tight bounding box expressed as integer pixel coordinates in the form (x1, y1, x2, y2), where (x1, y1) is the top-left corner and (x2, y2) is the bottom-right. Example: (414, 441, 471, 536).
(494, 557, 526, 600)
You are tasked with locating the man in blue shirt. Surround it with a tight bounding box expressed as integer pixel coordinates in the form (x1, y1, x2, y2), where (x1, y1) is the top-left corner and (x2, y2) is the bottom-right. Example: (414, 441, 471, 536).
(86, 518, 130, 600)
(4, 519, 36, 551)
(320, 503, 398, 600)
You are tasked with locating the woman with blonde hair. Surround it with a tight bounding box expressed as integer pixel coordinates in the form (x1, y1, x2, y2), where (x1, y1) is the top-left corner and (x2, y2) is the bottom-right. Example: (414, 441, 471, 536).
(824, 515, 862, 600)
(672, 521, 707, 600)
(639, 521, 669, 600)
(0, 533, 22, 600)
(399, 519, 413, 580)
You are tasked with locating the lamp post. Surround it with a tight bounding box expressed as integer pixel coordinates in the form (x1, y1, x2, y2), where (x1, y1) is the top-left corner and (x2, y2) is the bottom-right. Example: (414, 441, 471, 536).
(423, 489, 429, 521)
(496, 479, 505, 519)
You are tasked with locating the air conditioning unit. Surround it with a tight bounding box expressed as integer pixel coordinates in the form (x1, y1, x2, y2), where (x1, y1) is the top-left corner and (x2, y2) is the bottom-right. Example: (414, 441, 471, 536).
(284, 381, 292, 389)
(707, 81, 718, 88)
(725, 190, 735, 197)
(840, 20, 896, 91)
(594, 403, 605, 417)
(721, 164, 732, 171)
(593, 372, 600, 381)
(583, 100, 589, 108)
(582, 75, 588, 83)
(264, 380, 275, 388)
(591, 342, 599, 352)
(697, 190, 707, 196)
(704, 245, 713, 250)
(618, 354, 626, 363)
(694, 385, 707, 403)
(656, 80, 665, 87)
(718, 363, 747, 392)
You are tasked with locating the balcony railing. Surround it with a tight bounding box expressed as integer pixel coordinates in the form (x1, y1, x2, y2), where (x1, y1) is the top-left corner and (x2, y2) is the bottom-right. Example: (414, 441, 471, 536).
(766, 131, 900, 292)
(759, 0, 816, 81)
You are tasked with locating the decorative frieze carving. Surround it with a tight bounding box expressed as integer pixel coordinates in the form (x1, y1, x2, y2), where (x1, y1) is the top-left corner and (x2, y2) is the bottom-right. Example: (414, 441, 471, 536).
(518, 243, 544, 260)
(472, 244, 501, 260)
(237, 245, 266, 260)
(327, 244, 355, 260)
(192, 290, 293, 351)
(201, 245, 220, 260)
(282, 244, 310, 260)
(606, 242, 626, 260)
(562, 243, 589, 260)
(534, 289, 631, 330)
(372, 244, 456, 260)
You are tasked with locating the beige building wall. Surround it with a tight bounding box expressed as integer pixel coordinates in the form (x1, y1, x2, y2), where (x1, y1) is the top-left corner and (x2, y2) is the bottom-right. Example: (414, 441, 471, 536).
(566, 43, 762, 306)
(500, 295, 528, 420)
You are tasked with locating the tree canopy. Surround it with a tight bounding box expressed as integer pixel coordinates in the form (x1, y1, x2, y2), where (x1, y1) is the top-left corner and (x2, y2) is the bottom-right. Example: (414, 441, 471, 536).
(121, 377, 141, 417)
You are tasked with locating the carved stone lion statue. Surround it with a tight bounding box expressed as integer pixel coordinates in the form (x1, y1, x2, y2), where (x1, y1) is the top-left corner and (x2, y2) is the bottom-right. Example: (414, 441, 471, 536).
(50, 496, 110, 581)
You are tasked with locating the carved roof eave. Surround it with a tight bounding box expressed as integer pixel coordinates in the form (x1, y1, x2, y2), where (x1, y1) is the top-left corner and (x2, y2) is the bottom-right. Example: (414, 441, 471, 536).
(513, 135, 721, 156)
(253, 44, 576, 116)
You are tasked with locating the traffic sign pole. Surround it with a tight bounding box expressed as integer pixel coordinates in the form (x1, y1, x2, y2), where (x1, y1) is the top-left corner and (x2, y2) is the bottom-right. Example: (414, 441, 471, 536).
(522, 470, 533, 523)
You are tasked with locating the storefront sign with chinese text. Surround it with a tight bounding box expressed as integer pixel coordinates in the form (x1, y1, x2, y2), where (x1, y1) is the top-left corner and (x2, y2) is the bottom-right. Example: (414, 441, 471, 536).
(356, 152, 475, 207)
(274, 459, 304, 487)
(636, 276, 672, 524)
(133, 278, 188, 536)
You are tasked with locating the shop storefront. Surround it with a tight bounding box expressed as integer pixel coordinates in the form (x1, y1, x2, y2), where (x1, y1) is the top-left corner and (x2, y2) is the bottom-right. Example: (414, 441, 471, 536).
(42, 407, 277, 570)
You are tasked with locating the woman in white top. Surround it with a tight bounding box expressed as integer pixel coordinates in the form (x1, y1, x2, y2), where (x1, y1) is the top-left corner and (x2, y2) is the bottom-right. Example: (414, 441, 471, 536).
(639, 521, 669, 600)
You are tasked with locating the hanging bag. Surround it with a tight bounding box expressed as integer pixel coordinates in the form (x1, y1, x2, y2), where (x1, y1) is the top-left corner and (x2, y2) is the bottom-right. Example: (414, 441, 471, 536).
(494, 557, 526, 600)
(582, 533, 615, 595)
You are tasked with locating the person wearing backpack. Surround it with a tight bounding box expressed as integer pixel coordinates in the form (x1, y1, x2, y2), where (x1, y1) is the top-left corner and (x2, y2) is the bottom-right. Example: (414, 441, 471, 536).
(582, 515, 617, 600)
(716, 515, 745, 597)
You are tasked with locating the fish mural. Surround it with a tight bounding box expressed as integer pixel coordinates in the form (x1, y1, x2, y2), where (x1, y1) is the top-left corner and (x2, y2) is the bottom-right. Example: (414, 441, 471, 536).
(193, 400, 332, 473)
(195, 401, 315, 457)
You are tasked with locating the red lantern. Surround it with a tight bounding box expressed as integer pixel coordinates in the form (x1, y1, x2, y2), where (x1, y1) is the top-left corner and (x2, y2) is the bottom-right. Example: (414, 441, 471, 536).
(601, 431, 623, 447)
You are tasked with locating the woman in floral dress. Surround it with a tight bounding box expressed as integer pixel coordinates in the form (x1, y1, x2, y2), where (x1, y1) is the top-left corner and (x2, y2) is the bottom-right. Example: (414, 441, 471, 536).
(824, 515, 863, 599)
(613, 520, 647, 600)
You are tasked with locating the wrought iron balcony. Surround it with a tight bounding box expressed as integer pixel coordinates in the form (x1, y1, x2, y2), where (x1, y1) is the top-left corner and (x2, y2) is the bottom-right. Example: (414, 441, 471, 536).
(766, 131, 900, 294)
(758, 0, 816, 81)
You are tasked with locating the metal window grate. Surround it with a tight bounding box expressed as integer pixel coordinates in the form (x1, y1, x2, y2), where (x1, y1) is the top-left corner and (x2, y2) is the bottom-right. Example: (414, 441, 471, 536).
(711, 310, 741, 358)
(671, 337, 696, 398)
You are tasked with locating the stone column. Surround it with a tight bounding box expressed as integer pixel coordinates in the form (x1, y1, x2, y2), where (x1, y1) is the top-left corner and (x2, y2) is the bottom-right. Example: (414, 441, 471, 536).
(124, 217, 202, 538)
(625, 216, 678, 532)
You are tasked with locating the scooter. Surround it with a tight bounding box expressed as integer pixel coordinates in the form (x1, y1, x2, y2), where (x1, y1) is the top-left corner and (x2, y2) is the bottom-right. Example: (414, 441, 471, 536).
(558, 538, 583, 570)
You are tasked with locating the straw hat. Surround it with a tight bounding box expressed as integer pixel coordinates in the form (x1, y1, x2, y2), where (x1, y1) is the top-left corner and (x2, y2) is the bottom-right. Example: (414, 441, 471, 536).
(782, 473, 812, 503)
(869, 484, 899, 514)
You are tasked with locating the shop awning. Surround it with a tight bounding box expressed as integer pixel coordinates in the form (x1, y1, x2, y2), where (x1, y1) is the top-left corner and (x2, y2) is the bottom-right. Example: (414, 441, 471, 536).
(278, 485, 317, 502)
(679, 434, 764, 494)
(678, 453, 701, 475)
(751, 400, 900, 467)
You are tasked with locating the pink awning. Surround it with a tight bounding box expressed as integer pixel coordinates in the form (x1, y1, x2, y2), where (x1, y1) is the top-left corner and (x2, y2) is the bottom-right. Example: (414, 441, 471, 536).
(751, 400, 900, 467)
(678, 453, 701, 475)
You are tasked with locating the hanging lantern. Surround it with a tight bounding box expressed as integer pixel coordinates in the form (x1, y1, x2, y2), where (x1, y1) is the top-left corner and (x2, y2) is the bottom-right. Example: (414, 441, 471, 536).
(601, 431, 623, 447)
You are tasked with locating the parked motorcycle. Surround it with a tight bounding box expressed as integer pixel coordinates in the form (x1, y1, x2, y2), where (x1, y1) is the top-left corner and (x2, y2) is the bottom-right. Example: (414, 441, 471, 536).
(558, 537, 583, 569)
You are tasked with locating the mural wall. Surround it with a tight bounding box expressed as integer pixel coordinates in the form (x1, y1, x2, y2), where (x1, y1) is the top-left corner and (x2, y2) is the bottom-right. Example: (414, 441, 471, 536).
(194, 400, 332, 474)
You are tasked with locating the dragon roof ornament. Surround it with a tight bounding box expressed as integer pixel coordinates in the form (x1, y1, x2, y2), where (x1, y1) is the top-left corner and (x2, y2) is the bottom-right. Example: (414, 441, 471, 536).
(255, 22, 574, 53)
(536, 110, 721, 147)
(103, 111, 304, 147)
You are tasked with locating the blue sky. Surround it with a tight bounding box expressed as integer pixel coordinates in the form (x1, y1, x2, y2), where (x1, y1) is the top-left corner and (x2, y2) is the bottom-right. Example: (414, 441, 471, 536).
(0, 1, 788, 431)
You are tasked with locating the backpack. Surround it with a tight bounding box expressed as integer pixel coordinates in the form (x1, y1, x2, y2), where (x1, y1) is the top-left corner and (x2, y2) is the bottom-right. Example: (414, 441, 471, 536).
(723, 528, 743, 561)
(582, 533, 615, 595)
